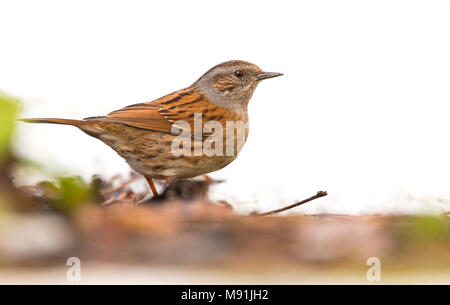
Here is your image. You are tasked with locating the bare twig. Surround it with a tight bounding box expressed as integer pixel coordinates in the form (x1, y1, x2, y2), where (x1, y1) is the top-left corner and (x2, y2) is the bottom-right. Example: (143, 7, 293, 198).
(102, 175, 141, 195)
(257, 191, 328, 216)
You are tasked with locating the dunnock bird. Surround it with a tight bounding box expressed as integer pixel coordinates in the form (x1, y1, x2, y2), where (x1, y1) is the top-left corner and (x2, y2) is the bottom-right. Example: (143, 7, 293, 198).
(22, 60, 282, 196)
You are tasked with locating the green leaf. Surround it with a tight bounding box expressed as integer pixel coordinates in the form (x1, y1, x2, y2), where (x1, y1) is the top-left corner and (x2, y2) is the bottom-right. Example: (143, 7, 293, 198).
(0, 92, 19, 162)
(50, 176, 99, 212)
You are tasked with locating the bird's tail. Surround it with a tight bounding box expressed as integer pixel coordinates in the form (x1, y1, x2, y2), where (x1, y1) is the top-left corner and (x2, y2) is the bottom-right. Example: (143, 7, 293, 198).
(19, 118, 89, 127)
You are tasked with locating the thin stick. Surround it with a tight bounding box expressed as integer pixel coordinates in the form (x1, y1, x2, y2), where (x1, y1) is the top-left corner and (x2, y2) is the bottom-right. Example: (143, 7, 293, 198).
(102, 176, 140, 195)
(257, 191, 328, 216)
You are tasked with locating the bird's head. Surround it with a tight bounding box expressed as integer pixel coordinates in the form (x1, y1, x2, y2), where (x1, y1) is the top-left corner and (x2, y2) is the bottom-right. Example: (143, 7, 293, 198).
(194, 60, 282, 110)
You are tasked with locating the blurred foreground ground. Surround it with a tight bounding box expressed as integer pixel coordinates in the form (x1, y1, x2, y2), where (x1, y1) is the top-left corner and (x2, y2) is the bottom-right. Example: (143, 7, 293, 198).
(1, 174, 450, 284)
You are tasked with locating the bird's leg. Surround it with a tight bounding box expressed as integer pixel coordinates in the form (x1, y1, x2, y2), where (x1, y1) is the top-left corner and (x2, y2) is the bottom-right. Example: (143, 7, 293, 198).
(202, 174, 215, 183)
(202, 174, 224, 184)
(145, 177, 159, 197)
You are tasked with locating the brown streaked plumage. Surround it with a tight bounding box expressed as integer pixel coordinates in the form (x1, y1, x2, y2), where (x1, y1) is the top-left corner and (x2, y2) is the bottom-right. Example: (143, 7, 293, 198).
(21, 60, 282, 196)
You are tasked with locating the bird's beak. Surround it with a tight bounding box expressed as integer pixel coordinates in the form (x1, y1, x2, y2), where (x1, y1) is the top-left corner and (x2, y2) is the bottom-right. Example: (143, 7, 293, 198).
(256, 71, 283, 81)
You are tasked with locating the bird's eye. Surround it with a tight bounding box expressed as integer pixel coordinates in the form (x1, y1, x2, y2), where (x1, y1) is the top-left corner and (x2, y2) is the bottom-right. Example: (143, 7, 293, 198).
(234, 70, 244, 78)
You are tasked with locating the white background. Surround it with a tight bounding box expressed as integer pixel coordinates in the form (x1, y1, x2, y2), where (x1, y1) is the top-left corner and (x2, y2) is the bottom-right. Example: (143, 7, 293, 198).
(1, 0, 449, 214)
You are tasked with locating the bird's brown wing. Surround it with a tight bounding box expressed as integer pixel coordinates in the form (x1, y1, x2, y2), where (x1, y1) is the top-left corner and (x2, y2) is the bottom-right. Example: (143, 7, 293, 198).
(94, 87, 243, 135)
(102, 100, 172, 133)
